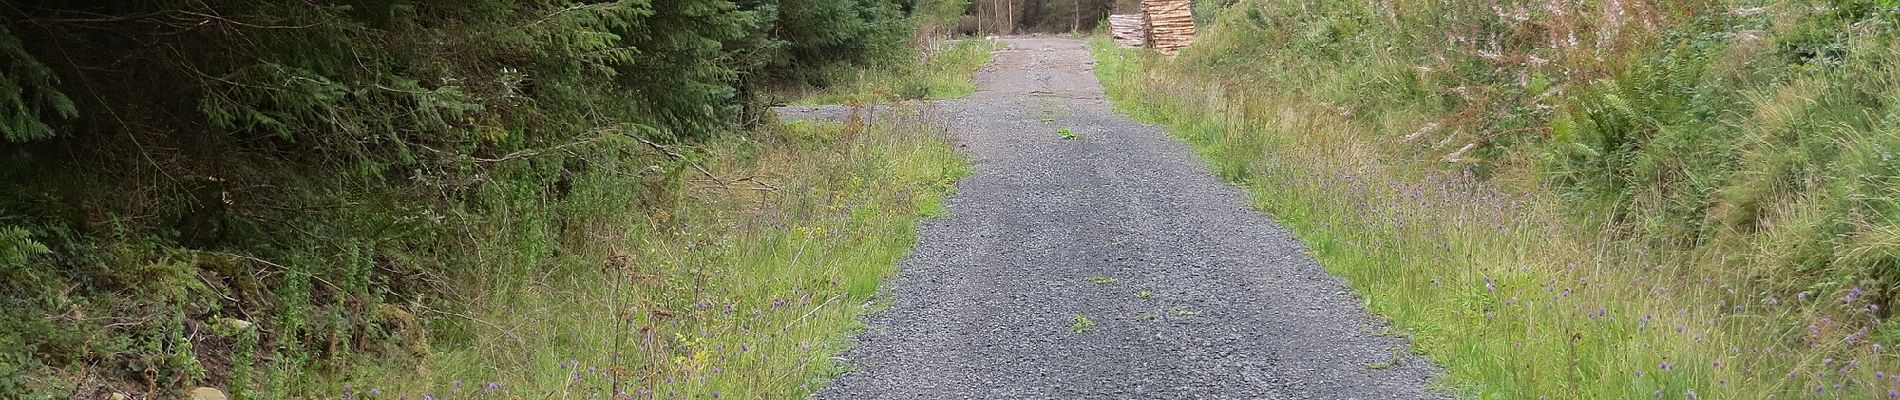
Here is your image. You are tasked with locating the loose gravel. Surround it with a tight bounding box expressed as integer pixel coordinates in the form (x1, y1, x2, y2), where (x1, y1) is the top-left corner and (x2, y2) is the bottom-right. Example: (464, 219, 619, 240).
(787, 37, 1445, 400)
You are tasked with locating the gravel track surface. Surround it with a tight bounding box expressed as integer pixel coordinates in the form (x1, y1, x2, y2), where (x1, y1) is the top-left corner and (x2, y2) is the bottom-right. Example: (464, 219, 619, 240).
(789, 37, 1443, 400)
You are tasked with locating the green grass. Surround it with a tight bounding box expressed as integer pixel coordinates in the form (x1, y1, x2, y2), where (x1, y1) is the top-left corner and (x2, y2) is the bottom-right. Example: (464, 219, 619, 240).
(1071, 314, 1097, 333)
(1085, 275, 1117, 285)
(1091, 2, 1900, 393)
(332, 108, 969, 398)
(1058, 127, 1079, 140)
(790, 38, 1002, 105)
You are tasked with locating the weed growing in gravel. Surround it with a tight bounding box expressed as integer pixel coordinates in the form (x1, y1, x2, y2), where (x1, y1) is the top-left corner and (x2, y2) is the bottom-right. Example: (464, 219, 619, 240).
(1057, 127, 1079, 140)
(1367, 349, 1406, 370)
(1135, 312, 1157, 321)
(1071, 314, 1098, 332)
(1085, 275, 1118, 285)
(1168, 308, 1197, 317)
(1136, 290, 1152, 299)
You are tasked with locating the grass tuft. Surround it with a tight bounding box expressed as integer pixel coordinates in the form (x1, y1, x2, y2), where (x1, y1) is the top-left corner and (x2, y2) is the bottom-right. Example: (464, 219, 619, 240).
(1071, 314, 1097, 333)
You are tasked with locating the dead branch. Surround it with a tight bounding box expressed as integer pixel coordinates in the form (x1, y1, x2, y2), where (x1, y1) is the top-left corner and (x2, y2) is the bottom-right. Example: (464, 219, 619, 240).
(618, 130, 780, 192)
(472, 136, 610, 163)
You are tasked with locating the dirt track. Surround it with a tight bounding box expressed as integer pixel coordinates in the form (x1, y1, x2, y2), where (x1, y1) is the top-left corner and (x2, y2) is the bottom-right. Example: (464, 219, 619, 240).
(787, 36, 1444, 399)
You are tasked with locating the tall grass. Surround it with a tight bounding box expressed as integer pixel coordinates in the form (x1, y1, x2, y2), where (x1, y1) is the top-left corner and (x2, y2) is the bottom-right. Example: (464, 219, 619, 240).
(1090, 0, 1900, 393)
(331, 107, 968, 398)
(785, 38, 1002, 105)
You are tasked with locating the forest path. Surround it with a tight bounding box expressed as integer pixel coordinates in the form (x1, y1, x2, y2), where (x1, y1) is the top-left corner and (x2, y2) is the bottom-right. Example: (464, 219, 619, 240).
(784, 36, 1444, 399)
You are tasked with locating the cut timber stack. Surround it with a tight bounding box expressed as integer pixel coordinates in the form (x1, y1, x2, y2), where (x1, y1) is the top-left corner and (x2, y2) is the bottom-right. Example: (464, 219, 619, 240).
(1141, 0, 1195, 56)
(1108, 14, 1147, 48)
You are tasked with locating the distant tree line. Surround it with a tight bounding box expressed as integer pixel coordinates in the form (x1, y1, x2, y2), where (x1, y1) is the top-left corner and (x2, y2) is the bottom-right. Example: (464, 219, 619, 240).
(959, 0, 1123, 35)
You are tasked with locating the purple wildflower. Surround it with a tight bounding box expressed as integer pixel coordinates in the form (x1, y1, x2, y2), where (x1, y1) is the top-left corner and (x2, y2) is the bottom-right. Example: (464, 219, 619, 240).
(484, 381, 500, 392)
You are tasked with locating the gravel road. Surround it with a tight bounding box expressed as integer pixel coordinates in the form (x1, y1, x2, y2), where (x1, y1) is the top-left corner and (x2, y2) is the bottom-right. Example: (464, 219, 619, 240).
(787, 36, 1443, 400)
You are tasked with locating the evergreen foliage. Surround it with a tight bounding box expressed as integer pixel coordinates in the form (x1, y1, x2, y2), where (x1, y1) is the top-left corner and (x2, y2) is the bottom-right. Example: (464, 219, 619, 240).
(0, 25, 75, 143)
(0, 0, 937, 396)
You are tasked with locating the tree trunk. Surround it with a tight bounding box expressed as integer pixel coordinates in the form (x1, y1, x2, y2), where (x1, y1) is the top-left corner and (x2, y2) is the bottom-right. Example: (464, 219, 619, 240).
(1004, 0, 1014, 34)
(1073, 0, 1080, 32)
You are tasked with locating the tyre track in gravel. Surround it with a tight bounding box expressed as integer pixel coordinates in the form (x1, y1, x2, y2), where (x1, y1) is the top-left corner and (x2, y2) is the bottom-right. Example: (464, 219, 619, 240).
(779, 36, 1445, 400)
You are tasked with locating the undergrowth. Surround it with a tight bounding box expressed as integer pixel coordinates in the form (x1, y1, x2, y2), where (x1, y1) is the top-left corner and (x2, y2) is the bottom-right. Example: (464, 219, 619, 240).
(1092, 0, 1900, 397)
(343, 109, 968, 399)
(0, 1, 971, 397)
(784, 38, 1002, 105)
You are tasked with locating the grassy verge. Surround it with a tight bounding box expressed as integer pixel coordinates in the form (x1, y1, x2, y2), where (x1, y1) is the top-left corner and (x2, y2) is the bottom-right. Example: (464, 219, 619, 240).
(0, 3, 970, 398)
(327, 107, 967, 398)
(1092, 29, 1896, 399)
(784, 38, 1002, 105)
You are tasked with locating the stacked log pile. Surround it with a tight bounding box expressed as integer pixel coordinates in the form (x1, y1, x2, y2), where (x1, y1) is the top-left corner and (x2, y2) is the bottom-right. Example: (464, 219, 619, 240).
(1141, 0, 1195, 56)
(1108, 14, 1147, 48)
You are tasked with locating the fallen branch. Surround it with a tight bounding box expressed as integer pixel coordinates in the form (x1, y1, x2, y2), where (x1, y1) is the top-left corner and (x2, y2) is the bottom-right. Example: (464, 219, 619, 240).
(472, 136, 609, 163)
(618, 130, 780, 192)
(1443, 126, 1552, 163)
